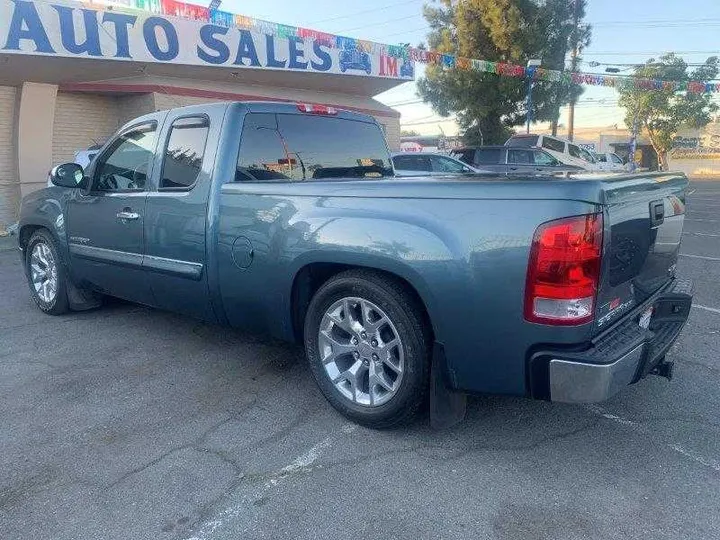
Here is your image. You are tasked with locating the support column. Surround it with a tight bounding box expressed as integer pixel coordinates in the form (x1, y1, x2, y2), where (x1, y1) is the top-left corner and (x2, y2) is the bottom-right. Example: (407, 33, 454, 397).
(17, 82, 58, 197)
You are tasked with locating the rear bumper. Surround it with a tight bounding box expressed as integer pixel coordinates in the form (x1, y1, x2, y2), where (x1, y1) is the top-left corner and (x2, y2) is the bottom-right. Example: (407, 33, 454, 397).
(529, 279, 694, 403)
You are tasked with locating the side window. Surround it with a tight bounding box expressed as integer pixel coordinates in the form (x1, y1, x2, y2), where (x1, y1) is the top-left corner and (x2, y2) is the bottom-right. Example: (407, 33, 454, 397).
(395, 155, 431, 171)
(236, 114, 293, 181)
(431, 156, 466, 173)
(160, 117, 210, 189)
(596, 154, 607, 163)
(474, 149, 501, 164)
(533, 150, 557, 166)
(94, 123, 157, 191)
(542, 137, 565, 153)
(610, 153, 623, 164)
(508, 149, 532, 164)
(568, 144, 583, 158)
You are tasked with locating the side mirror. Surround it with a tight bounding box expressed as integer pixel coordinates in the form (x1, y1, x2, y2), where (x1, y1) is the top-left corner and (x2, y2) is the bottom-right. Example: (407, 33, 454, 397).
(50, 163, 87, 189)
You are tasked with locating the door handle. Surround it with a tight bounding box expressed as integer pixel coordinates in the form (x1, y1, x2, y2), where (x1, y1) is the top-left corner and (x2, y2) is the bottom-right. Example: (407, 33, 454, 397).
(116, 211, 140, 221)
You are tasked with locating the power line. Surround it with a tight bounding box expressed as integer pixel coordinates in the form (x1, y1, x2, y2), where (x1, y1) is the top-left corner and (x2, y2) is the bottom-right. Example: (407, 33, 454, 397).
(334, 13, 424, 34)
(307, 0, 422, 25)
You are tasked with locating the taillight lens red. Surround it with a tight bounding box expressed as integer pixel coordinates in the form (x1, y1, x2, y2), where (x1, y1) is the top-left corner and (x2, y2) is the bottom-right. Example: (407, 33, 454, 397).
(524, 213, 603, 325)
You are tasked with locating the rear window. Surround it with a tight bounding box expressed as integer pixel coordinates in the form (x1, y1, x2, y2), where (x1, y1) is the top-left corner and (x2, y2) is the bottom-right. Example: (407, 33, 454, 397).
(236, 112, 393, 181)
(506, 135, 538, 148)
(474, 148, 502, 164)
(541, 137, 565, 153)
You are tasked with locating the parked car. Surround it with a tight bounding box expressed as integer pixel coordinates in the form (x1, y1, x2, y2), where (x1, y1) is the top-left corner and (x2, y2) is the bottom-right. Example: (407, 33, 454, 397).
(594, 151, 628, 172)
(453, 145, 583, 175)
(17, 101, 693, 428)
(505, 134, 600, 171)
(391, 152, 490, 176)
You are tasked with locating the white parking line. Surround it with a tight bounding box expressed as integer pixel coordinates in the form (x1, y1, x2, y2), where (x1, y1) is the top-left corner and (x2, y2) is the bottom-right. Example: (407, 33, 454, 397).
(688, 189, 697, 195)
(694, 304, 720, 315)
(685, 218, 719, 223)
(683, 232, 720, 238)
(586, 405, 720, 473)
(679, 253, 720, 262)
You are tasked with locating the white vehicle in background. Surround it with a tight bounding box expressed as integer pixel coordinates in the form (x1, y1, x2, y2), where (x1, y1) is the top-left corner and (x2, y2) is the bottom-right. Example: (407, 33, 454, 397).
(505, 133, 601, 171)
(391, 152, 491, 176)
(594, 152, 628, 172)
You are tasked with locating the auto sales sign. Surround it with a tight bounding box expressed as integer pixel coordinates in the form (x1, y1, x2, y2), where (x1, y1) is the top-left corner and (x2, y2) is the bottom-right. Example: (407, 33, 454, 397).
(0, 0, 414, 79)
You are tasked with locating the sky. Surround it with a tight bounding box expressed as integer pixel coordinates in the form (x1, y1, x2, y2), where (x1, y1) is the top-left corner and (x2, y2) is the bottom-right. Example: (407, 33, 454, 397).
(219, 0, 720, 138)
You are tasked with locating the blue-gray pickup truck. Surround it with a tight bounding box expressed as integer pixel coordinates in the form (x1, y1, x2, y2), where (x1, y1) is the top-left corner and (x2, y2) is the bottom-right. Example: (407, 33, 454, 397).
(16, 101, 693, 428)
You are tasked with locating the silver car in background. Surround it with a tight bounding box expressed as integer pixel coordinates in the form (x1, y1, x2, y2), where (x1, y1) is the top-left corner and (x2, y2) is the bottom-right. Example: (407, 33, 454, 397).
(392, 152, 491, 177)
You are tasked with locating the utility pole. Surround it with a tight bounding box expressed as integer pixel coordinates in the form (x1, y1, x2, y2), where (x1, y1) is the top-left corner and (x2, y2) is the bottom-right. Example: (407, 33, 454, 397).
(566, 0, 580, 141)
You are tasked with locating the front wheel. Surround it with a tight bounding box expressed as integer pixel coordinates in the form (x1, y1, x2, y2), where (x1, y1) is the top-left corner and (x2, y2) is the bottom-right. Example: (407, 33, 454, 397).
(25, 230, 69, 315)
(304, 270, 431, 428)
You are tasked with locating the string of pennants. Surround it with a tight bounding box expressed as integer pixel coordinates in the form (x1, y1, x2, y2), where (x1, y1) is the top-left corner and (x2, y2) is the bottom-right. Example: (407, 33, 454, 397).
(87, 0, 720, 94)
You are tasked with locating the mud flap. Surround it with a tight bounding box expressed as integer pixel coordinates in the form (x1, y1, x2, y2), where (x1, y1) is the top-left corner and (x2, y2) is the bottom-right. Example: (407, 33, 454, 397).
(430, 342, 467, 429)
(66, 279, 102, 311)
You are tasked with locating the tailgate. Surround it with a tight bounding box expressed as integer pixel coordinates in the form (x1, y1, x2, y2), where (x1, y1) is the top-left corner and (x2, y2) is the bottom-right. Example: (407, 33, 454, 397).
(595, 173, 689, 329)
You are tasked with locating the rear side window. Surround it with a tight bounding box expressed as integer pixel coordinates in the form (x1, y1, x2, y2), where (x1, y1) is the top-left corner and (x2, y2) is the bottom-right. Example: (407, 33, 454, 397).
(541, 137, 565, 153)
(160, 117, 209, 189)
(507, 135, 538, 147)
(474, 148, 502, 164)
(393, 155, 432, 172)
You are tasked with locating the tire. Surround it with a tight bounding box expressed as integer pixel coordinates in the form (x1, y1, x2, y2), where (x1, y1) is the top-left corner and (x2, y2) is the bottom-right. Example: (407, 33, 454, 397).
(25, 229, 69, 315)
(304, 269, 431, 428)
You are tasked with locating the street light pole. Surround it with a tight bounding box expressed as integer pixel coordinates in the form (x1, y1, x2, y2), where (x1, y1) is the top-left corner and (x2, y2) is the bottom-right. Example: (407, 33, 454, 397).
(525, 59, 541, 134)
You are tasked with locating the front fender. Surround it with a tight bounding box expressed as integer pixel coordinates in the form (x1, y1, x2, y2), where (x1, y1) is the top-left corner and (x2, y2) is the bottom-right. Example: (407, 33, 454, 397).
(18, 187, 72, 263)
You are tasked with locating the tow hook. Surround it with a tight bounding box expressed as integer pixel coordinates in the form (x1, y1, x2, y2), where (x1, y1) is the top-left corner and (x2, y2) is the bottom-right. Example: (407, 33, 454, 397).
(651, 358, 674, 381)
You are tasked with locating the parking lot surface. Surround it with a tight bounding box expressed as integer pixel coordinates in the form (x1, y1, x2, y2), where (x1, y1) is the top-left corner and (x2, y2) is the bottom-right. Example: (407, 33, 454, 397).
(1, 180, 719, 540)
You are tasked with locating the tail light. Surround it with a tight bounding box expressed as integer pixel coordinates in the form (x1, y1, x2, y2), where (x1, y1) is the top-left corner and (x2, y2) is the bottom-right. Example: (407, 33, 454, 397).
(297, 103, 338, 115)
(524, 213, 603, 325)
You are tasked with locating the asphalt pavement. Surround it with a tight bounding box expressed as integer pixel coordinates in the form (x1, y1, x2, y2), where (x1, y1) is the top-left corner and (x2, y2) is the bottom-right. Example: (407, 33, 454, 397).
(1, 180, 719, 540)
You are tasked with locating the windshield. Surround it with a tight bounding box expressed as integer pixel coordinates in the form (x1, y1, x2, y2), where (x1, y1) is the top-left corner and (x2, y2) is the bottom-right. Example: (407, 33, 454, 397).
(580, 148, 597, 163)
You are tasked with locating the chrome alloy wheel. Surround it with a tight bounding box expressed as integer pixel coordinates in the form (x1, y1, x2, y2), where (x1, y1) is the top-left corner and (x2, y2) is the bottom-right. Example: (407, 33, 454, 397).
(30, 242, 58, 304)
(318, 297, 405, 407)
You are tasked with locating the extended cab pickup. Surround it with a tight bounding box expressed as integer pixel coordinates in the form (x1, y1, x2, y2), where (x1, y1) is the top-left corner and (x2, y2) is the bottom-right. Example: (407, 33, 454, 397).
(17, 102, 693, 428)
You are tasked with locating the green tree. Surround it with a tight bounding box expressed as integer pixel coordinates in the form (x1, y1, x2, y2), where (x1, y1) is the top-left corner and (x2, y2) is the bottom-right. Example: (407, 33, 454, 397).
(417, 0, 590, 145)
(400, 129, 421, 136)
(617, 54, 719, 170)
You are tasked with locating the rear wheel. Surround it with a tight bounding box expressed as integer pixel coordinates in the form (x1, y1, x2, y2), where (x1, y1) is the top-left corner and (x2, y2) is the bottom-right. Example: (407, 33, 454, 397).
(25, 230, 69, 315)
(304, 270, 431, 428)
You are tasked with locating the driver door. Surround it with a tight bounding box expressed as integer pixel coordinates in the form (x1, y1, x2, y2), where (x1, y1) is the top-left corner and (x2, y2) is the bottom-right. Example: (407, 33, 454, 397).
(65, 119, 161, 304)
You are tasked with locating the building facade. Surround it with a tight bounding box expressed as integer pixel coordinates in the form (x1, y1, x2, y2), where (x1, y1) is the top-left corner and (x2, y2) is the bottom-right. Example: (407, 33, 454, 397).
(0, 0, 410, 230)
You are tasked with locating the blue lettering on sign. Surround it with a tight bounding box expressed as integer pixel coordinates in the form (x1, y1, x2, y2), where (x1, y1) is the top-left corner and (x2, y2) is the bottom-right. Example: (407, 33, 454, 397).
(310, 42, 332, 72)
(234, 29, 260, 66)
(102, 12, 137, 58)
(2, 0, 55, 53)
(143, 17, 178, 61)
(53, 6, 102, 57)
(265, 34, 286, 68)
(287, 36, 308, 70)
(197, 24, 229, 65)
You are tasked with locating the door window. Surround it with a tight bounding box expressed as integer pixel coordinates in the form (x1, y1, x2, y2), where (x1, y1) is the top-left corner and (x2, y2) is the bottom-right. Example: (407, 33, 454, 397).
(160, 117, 210, 189)
(533, 150, 558, 166)
(393, 155, 432, 172)
(568, 144, 583, 158)
(93, 123, 157, 191)
(474, 148, 502, 164)
(596, 154, 607, 163)
(431, 155, 467, 173)
(508, 149, 532, 164)
(610, 153, 624, 164)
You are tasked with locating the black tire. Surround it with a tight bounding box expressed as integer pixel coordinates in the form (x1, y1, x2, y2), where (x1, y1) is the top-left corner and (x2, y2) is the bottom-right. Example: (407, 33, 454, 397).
(304, 269, 431, 428)
(24, 229, 69, 315)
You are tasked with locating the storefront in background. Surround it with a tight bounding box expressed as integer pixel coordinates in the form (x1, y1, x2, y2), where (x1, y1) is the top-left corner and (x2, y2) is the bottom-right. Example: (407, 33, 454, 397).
(0, 0, 412, 230)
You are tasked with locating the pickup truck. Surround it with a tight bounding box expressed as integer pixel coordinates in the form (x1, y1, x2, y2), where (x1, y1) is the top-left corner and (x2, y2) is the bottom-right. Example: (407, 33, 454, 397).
(16, 101, 693, 428)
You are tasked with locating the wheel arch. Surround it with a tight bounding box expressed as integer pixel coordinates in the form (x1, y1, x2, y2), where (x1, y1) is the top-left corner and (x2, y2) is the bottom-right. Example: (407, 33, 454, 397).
(289, 258, 437, 346)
